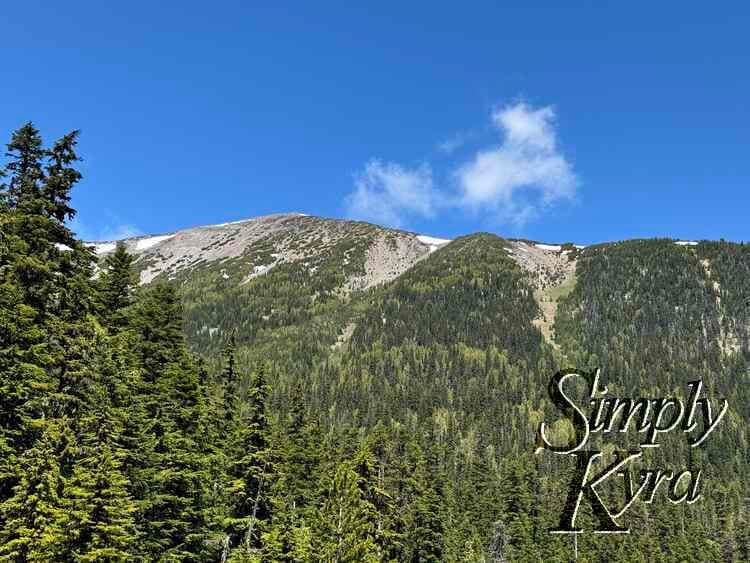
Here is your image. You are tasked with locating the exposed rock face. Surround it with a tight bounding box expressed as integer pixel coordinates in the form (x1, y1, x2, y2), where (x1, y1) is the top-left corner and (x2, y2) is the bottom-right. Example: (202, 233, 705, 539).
(504, 240, 577, 291)
(504, 240, 579, 347)
(90, 215, 598, 348)
(346, 234, 429, 292)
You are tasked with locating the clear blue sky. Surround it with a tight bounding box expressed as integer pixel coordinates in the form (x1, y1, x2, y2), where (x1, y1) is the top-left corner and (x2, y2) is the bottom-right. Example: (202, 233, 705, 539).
(3, 2, 748, 243)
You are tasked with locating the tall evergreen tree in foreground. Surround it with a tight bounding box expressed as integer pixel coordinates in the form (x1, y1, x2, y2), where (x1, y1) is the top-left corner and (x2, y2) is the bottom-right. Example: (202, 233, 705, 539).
(98, 241, 137, 332)
(0, 123, 96, 551)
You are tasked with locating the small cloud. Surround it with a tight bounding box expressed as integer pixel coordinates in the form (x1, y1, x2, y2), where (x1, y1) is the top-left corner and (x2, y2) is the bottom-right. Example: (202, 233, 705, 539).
(98, 223, 143, 241)
(68, 216, 143, 242)
(438, 129, 481, 155)
(456, 102, 577, 225)
(438, 133, 467, 155)
(345, 160, 438, 228)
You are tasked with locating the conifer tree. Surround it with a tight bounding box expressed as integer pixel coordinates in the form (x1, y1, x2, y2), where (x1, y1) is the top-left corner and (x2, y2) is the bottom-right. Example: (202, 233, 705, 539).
(401, 441, 444, 562)
(54, 443, 136, 561)
(50, 333, 138, 561)
(226, 363, 273, 557)
(0, 419, 74, 561)
(98, 241, 137, 332)
(264, 383, 322, 561)
(312, 460, 381, 563)
(128, 282, 210, 558)
(0, 123, 93, 531)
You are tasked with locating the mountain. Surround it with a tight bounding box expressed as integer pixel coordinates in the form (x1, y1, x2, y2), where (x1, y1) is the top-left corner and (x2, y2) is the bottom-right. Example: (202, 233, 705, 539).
(89, 212, 583, 352)
(89, 213, 750, 559)
(91, 213, 442, 287)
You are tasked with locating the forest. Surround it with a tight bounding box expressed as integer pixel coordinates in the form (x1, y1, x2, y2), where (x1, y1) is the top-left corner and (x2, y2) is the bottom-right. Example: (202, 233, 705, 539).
(1, 124, 748, 561)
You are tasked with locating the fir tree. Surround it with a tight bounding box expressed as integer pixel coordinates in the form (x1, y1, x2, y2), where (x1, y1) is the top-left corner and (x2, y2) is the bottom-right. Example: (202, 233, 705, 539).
(312, 460, 381, 563)
(51, 333, 138, 561)
(0, 419, 75, 562)
(97, 242, 137, 332)
(128, 282, 211, 559)
(226, 363, 273, 558)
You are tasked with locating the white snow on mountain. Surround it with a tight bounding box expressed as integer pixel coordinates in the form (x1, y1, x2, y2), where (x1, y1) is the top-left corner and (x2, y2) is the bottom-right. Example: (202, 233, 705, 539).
(534, 243, 562, 251)
(675, 240, 698, 246)
(91, 242, 117, 254)
(136, 235, 175, 250)
(417, 235, 451, 252)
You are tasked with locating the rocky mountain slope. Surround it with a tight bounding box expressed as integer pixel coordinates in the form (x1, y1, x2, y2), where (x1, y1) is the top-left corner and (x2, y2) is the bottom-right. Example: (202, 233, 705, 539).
(90, 213, 587, 345)
(92, 213, 444, 287)
(93, 214, 737, 361)
(90, 212, 588, 289)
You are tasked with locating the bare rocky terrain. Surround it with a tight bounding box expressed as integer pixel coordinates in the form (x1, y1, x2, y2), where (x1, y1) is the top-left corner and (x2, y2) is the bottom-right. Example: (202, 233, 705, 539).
(90, 213, 450, 290)
(504, 240, 579, 346)
(91, 214, 586, 347)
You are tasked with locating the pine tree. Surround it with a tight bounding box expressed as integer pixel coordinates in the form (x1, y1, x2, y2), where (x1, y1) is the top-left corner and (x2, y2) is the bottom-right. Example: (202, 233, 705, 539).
(221, 333, 240, 432)
(128, 282, 211, 559)
(55, 443, 136, 561)
(49, 333, 138, 561)
(4, 123, 46, 215)
(0, 123, 94, 533)
(225, 362, 273, 558)
(97, 242, 137, 332)
(264, 383, 322, 561)
(0, 419, 74, 562)
(130, 282, 187, 381)
(402, 441, 444, 563)
(312, 460, 381, 563)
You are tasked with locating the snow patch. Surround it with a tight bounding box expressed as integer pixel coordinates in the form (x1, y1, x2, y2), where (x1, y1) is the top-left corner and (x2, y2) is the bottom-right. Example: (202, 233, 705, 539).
(535, 243, 562, 252)
(675, 240, 698, 246)
(55, 243, 73, 252)
(136, 235, 174, 250)
(215, 218, 253, 227)
(92, 242, 116, 254)
(417, 235, 451, 253)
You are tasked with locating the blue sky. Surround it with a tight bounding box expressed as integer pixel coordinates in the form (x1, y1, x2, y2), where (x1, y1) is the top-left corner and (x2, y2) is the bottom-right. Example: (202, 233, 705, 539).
(2, 2, 748, 243)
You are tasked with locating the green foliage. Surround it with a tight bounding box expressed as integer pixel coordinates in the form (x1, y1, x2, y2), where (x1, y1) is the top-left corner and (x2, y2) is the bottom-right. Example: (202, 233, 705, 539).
(98, 241, 137, 332)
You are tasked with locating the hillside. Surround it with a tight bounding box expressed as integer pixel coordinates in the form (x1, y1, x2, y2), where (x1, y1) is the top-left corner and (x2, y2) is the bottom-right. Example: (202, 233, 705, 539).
(89, 214, 750, 559)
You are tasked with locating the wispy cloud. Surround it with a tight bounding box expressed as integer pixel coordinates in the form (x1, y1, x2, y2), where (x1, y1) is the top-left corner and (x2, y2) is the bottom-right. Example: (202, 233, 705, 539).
(345, 100, 578, 230)
(68, 215, 143, 242)
(344, 160, 439, 228)
(438, 132, 468, 155)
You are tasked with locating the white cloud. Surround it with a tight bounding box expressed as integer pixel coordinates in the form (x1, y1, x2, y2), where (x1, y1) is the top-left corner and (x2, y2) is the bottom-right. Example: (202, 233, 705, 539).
(345, 160, 438, 227)
(68, 216, 143, 242)
(456, 102, 577, 223)
(438, 133, 467, 155)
